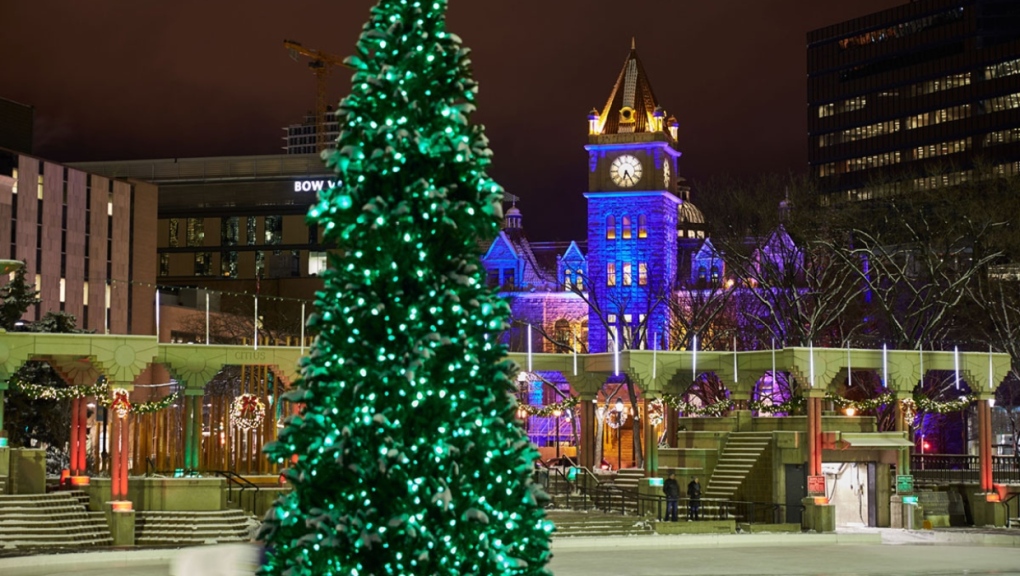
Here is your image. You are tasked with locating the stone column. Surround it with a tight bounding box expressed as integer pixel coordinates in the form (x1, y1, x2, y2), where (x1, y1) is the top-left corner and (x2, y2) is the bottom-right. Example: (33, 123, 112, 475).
(0, 389, 5, 438)
(578, 394, 596, 470)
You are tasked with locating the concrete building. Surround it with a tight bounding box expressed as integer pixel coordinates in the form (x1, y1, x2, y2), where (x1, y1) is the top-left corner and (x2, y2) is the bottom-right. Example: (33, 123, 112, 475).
(0, 148, 157, 334)
(281, 110, 339, 155)
(808, 0, 1020, 199)
(71, 154, 339, 343)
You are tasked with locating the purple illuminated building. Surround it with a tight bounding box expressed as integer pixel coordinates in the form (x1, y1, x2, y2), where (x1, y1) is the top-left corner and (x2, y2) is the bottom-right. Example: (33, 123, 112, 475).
(481, 44, 711, 357)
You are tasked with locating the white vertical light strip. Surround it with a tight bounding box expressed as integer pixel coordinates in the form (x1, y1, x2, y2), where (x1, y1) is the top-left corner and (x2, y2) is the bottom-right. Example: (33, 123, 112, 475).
(205, 293, 210, 345)
(847, 342, 852, 388)
(155, 290, 160, 342)
(300, 303, 306, 355)
(254, 296, 259, 350)
(527, 324, 533, 373)
(613, 333, 620, 377)
(954, 346, 960, 390)
(919, 343, 924, 386)
(809, 341, 815, 388)
(882, 344, 888, 388)
(572, 331, 577, 376)
(692, 334, 698, 383)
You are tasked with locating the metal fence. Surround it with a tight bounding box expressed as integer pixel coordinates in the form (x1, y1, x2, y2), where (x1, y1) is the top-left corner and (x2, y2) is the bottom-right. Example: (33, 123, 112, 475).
(912, 454, 1020, 485)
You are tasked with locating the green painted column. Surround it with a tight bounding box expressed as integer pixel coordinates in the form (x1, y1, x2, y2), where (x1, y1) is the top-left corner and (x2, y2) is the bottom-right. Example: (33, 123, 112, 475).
(183, 393, 203, 470)
(192, 395, 203, 469)
(643, 396, 658, 477)
(0, 389, 5, 438)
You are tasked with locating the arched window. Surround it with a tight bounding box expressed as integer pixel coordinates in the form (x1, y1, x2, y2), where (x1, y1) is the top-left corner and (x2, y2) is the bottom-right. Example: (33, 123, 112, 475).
(564, 270, 573, 290)
(622, 216, 632, 239)
(575, 269, 584, 291)
(638, 214, 647, 238)
(554, 319, 571, 351)
(697, 266, 707, 283)
(710, 266, 720, 286)
(606, 215, 616, 239)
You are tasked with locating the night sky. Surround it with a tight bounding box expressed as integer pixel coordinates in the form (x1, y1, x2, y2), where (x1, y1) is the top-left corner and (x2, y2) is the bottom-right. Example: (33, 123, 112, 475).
(0, 0, 902, 241)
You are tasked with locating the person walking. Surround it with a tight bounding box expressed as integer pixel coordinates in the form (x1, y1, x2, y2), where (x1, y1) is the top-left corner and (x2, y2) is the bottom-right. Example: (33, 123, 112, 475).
(687, 476, 701, 521)
(663, 472, 680, 522)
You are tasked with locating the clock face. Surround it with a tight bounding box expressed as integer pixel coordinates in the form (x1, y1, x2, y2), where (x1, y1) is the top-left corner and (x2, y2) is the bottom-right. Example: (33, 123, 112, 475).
(610, 155, 642, 187)
(663, 160, 671, 189)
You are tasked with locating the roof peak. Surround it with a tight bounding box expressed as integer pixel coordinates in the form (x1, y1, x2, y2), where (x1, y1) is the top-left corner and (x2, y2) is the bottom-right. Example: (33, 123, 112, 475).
(590, 40, 668, 137)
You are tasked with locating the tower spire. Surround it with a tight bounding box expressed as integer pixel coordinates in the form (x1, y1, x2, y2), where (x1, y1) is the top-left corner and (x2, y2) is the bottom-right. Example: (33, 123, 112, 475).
(631, 37, 636, 50)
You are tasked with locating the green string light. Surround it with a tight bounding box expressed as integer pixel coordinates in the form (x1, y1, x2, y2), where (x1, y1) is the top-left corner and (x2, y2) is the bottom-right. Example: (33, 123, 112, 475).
(260, 2, 553, 574)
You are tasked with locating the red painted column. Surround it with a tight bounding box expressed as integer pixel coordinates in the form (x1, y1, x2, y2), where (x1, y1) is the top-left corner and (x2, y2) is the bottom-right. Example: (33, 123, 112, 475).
(110, 413, 129, 500)
(979, 399, 993, 492)
(119, 415, 130, 498)
(70, 397, 80, 474)
(814, 397, 823, 476)
(807, 396, 818, 476)
(77, 397, 88, 475)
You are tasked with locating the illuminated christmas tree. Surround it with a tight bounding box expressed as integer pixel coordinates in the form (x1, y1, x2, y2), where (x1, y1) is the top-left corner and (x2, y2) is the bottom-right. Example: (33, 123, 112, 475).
(260, 2, 553, 575)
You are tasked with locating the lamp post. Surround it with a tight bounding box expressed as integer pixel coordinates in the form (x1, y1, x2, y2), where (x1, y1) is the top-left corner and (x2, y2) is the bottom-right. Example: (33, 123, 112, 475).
(615, 399, 625, 471)
(552, 409, 562, 460)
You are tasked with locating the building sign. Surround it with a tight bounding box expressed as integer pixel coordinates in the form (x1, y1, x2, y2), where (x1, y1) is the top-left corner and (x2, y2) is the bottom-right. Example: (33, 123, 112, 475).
(807, 474, 826, 496)
(896, 475, 914, 495)
(294, 179, 339, 192)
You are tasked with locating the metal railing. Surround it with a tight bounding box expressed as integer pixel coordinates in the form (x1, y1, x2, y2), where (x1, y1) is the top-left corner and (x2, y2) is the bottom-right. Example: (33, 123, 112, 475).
(912, 454, 1020, 485)
(637, 493, 804, 525)
(214, 470, 264, 516)
(533, 461, 611, 511)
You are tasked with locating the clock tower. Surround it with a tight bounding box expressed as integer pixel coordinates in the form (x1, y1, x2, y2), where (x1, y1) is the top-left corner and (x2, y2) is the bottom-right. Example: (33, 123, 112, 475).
(584, 40, 682, 353)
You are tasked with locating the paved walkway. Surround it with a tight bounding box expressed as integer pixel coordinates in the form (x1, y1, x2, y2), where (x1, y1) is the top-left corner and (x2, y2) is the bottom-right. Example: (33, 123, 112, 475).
(2, 530, 1020, 575)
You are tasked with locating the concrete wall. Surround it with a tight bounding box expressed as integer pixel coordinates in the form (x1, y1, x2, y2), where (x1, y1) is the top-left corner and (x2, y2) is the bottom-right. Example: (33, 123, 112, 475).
(85, 477, 227, 512)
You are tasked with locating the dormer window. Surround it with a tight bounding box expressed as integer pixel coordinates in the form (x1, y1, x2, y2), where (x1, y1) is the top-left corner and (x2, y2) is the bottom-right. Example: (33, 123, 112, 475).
(606, 215, 616, 239)
(564, 270, 573, 290)
(575, 269, 584, 291)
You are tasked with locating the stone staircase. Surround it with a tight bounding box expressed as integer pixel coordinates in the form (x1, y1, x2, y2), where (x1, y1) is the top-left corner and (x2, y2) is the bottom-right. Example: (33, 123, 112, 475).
(602, 468, 644, 514)
(546, 510, 653, 537)
(135, 509, 254, 546)
(0, 490, 112, 548)
(704, 432, 772, 501)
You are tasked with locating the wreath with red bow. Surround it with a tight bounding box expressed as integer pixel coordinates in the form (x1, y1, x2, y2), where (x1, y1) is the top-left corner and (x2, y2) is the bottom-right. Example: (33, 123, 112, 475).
(111, 388, 132, 419)
(230, 393, 266, 431)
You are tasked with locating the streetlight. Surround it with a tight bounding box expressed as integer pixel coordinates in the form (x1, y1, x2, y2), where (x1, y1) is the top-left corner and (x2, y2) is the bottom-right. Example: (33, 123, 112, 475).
(615, 399, 625, 471)
(552, 409, 563, 460)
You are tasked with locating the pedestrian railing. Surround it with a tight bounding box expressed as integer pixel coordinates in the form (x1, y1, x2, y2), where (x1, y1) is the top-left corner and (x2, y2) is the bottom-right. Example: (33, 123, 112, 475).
(911, 454, 1020, 485)
(637, 493, 804, 525)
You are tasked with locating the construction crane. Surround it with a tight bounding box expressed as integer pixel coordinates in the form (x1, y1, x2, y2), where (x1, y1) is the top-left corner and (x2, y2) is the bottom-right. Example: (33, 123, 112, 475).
(284, 39, 352, 152)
